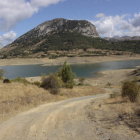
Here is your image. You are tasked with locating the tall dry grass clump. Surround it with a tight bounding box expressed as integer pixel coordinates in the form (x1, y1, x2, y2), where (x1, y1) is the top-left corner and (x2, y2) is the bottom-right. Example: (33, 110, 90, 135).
(0, 81, 56, 123)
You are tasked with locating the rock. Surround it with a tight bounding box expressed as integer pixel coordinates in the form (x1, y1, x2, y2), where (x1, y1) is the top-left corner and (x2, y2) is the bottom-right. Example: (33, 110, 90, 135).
(15, 18, 99, 42)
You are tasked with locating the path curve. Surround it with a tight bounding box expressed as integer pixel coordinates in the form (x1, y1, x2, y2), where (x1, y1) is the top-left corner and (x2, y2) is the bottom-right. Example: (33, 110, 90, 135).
(0, 94, 109, 140)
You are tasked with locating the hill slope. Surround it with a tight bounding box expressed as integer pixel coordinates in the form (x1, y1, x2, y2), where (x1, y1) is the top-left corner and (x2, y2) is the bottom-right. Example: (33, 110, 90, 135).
(0, 18, 100, 58)
(0, 18, 140, 58)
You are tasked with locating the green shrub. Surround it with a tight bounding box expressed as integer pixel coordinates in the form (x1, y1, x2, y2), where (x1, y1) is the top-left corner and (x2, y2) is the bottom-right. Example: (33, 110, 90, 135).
(33, 81, 41, 86)
(41, 73, 60, 94)
(60, 93, 64, 96)
(65, 83, 74, 89)
(106, 82, 112, 87)
(56, 76, 64, 87)
(56, 61, 76, 89)
(11, 76, 29, 84)
(121, 80, 140, 102)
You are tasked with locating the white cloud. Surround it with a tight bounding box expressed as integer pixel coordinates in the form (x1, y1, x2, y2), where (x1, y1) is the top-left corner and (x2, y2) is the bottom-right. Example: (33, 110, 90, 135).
(130, 12, 140, 27)
(91, 13, 140, 37)
(0, 0, 65, 32)
(0, 43, 3, 49)
(95, 13, 105, 18)
(0, 31, 17, 46)
(30, 0, 65, 8)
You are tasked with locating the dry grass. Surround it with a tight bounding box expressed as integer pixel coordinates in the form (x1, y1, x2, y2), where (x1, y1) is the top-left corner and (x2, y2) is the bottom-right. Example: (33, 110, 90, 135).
(60, 86, 105, 98)
(105, 95, 140, 133)
(0, 81, 105, 123)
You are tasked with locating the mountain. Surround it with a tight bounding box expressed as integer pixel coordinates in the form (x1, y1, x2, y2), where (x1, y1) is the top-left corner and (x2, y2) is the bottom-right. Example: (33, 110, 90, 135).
(0, 18, 101, 58)
(15, 18, 99, 42)
(0, 18, 140, 58)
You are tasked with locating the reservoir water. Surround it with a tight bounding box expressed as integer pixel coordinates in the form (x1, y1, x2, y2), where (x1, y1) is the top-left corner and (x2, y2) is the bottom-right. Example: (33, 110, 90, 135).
(1, 59, 140, 79)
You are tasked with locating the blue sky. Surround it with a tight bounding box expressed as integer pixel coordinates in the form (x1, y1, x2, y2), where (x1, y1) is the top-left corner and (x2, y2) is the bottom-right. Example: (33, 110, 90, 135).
(0, 0, 140, 47)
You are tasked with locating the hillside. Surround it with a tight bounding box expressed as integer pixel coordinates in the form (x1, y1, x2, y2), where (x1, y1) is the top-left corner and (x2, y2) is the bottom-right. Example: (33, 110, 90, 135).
(0, 18, 140, 58)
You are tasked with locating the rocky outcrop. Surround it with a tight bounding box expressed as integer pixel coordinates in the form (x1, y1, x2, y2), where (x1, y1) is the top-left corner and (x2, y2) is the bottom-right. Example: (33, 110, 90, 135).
(15, 18, 99, 42)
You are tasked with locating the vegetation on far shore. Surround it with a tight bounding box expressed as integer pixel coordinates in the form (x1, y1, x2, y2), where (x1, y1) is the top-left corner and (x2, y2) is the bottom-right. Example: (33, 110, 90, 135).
(0, 31, 139, 58)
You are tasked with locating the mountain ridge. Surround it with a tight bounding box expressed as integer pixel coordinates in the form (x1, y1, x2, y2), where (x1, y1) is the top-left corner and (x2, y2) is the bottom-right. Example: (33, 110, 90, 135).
(14, 18, 99, 43)
(0, 18, 140, 58)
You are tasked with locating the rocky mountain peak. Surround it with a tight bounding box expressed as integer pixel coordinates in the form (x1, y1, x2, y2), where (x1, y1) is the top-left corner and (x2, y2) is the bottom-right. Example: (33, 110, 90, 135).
(15, 18, 99, 42)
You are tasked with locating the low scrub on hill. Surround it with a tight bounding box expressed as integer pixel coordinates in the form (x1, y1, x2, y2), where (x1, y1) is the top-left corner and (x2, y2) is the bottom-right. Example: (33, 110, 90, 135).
(122, 79, 140, 102)
(1, 31, 140, 58)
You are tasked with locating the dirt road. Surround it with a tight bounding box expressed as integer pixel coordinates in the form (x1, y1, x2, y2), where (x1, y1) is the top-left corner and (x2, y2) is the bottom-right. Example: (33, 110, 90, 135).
(0, 93, 139, 140)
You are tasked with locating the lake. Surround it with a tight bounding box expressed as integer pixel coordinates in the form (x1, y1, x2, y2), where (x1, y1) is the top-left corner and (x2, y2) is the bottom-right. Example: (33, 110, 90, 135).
(1, 59, 140, 79)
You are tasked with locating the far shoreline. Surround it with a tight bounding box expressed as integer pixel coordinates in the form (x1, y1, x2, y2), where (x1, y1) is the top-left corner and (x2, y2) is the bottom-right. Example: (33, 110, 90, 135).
(0, 55, 139, 85)
(0, 55, 140, 67)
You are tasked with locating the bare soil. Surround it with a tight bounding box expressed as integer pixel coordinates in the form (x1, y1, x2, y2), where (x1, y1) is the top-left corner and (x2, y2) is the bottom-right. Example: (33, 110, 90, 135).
(0, 55, 140, 66)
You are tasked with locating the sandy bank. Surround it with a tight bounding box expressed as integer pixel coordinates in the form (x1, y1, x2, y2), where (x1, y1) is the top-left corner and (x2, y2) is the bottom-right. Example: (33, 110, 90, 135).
(0, 55, 140, 66)
(84, 69, 134, 87)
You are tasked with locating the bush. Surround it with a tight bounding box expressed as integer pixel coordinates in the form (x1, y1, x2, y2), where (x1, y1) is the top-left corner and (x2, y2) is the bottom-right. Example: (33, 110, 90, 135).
(106, 82, 112, 87)
(3, 79, 11, 83)
(79, 77, 86, 85)
(121, 80, 140, 102)
(33, 81, 41, 86)
(41, 73, 61, 94)
(11, 76, 29, 84)
(65, 82, 74, 89)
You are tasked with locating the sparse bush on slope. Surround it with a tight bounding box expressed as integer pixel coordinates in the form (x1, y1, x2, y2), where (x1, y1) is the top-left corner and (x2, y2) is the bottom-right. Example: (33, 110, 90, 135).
(121, 79, 140, 102)
(41, 73, 61, 94)
(79, 78, 86, 85)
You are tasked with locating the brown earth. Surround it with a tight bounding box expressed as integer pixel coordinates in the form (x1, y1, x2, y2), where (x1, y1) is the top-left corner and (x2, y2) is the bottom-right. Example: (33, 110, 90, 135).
(0, 55, 140, 66)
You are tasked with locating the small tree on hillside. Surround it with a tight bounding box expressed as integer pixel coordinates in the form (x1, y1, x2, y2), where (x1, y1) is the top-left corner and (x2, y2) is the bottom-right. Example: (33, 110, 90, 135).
(61, 61, 72, 83)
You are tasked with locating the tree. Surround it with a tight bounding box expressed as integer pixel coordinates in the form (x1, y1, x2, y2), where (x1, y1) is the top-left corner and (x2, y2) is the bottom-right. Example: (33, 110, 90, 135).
(56, 61, 76, 88)
(61, 61, 76, 83)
